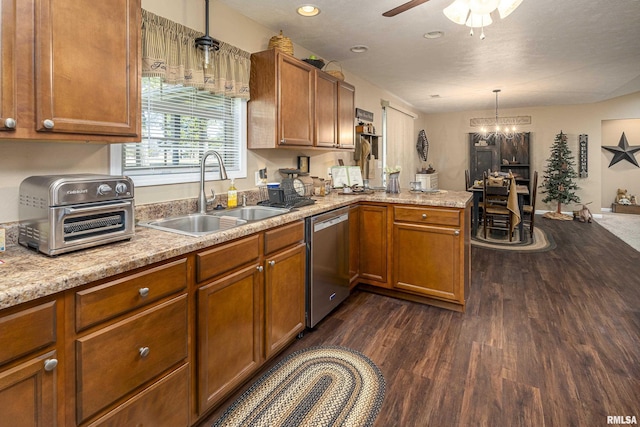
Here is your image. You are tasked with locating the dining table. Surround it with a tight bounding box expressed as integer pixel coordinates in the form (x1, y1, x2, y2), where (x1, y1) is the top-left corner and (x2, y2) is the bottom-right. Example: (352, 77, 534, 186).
(468, 183, 530, 242)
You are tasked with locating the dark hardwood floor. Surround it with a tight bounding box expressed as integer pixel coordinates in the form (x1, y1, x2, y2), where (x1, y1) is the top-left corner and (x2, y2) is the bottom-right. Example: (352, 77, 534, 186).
(201, 217, 640, 426)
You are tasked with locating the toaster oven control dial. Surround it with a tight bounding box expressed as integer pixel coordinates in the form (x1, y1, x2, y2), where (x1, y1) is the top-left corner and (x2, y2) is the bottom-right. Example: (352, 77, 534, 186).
(97, 184, 113, 195)
(115, 182, 128, 195)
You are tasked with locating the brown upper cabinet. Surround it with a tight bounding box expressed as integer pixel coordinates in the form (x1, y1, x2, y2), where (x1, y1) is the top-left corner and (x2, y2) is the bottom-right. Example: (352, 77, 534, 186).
(248, 49, 355, 150)
(0, 0, 141, 143)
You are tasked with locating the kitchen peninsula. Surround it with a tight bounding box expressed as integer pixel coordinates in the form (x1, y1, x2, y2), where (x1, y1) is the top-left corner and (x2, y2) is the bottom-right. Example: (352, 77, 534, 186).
(0, 189, 471, 426)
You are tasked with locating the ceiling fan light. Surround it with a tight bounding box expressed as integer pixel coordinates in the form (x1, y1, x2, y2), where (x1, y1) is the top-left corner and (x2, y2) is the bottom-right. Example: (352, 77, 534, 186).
(443, 0, 470, 25)
(465, 13, 492, 28)
(497, 0, 523, 18)
(468, 0, 500, 15)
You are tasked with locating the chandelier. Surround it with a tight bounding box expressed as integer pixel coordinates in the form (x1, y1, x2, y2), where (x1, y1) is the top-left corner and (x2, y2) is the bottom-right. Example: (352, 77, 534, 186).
(443, 0, 523, 39)
(478, 89, 521, 141)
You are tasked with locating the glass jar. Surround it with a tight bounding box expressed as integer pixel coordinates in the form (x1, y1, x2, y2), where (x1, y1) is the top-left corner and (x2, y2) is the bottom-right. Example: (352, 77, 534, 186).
(386, 172, 400, 193)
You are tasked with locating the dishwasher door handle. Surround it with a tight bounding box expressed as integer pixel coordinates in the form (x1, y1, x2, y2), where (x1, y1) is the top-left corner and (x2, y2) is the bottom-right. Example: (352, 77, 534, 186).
(313, 213, 349, 232)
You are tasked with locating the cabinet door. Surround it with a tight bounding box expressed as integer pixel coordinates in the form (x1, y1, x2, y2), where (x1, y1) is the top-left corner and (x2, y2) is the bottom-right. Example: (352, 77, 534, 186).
(0, 350, 58, 427)
(359, 204, 388, 286)
(264, 243, 306, 359)
(349, 205, 360, 286)
(315, 71, 337, 147)
(0, 0, 17, 132)
(197, 265, 261, 413)
(34, 0, 140, 137)
(278, 54, 314, 146)
(392, 223, 461, 302)
(337, 81, 355, 149)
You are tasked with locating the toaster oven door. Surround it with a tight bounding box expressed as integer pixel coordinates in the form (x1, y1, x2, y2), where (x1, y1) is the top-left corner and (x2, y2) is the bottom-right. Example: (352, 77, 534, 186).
(47, 200, 134, 254)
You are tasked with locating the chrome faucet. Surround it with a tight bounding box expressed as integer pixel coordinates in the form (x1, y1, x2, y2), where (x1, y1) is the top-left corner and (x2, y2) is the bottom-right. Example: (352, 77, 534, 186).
(199, 150, 228, 214)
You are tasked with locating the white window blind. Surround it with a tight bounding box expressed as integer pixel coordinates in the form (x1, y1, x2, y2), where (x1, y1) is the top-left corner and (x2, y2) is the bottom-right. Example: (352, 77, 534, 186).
(113, 77, 246, 186)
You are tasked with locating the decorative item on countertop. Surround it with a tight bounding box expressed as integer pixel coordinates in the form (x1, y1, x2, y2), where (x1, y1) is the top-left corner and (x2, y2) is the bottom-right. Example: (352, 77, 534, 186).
(268, 30, 293, 55)
(0, 226, 5, 252)
(384, 166, 401, 194)
(323, 60, 345, 80)
(303, 55, 325, 69)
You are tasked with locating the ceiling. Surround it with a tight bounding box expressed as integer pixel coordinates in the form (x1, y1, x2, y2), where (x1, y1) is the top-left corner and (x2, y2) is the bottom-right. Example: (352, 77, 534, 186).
(216, 0, 640, 114)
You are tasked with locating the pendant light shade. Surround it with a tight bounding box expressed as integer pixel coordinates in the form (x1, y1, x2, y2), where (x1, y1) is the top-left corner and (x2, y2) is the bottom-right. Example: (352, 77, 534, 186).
(195, 0, 220, 69)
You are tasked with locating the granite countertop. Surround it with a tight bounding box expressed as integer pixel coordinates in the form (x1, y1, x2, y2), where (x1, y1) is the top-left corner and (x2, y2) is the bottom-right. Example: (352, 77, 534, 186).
(0, 190, 471, 310)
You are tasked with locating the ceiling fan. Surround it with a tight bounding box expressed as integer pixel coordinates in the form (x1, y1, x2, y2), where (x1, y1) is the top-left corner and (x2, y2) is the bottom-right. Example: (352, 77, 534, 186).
(382, 0, 431, 17)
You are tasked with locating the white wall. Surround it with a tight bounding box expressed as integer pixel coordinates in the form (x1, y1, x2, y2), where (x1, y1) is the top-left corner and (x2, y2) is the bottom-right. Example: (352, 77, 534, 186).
(420, 91, 640, 213)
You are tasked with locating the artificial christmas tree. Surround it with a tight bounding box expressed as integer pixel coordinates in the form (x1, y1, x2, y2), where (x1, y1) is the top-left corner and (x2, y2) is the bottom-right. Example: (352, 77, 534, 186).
(541, 131, 581, 219)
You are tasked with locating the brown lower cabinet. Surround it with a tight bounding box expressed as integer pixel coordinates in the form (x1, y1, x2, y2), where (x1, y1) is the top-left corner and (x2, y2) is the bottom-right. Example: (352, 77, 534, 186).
(0, 298, 61, 427)
(357, 202, 471, 312)
(195, 221, 306, 416)
(358, 203, 389, 286)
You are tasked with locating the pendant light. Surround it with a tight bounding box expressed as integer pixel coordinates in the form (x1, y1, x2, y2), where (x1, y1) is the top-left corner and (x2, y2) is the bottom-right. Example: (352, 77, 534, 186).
(195, 0, 220, 70)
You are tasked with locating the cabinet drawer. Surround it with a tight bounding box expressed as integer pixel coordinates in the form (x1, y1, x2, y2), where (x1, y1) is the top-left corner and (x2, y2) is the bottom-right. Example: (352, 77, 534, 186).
(0, 301, 57, 366)
(76, 258, 188, 331)
(197, 234, 260, 283)
(394, 206, 460, 227)
(76, 295, 188, 423)
(264, 221, 304, 255)
(87, 364, 189, 427)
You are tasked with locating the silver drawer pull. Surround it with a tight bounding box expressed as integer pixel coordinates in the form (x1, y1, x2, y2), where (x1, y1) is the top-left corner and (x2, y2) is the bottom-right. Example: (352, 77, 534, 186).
(268, 260, 276, 267)
(139, 347, 150, 358)
(257, 266, 264, 272)
(44, 358, 58, 372)
(43, 119, 55, 129)
(422, 213, 427, 219)
(454, 230, 460, 236)
(138, 287, 150, 298)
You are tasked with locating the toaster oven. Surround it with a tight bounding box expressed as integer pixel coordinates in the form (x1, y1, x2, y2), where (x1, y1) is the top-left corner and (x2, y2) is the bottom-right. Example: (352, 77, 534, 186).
(19, 174, 135, 256)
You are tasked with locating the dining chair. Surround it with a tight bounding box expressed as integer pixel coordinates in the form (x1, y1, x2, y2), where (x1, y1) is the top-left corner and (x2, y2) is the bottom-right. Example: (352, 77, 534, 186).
(522, 171, 538, 238)
(483, 171, 513, 241)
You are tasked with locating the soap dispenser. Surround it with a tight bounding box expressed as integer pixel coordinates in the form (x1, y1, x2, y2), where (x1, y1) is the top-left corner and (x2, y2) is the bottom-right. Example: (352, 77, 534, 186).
(227, 179, 238, 208)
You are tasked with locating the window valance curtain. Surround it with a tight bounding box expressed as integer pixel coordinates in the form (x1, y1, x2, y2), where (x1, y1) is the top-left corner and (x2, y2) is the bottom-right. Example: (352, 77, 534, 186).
(141, 9, 250, 99)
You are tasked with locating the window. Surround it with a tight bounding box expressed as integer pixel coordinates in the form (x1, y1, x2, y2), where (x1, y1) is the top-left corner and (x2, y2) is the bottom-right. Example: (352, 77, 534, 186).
(111, 77, 246, 186)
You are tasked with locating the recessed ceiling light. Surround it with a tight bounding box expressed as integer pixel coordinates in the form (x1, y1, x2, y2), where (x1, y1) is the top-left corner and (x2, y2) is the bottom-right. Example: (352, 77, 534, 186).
(424, 31, 444, 39)
(350, 45, 368, 53)
(297, 5, 320, 17)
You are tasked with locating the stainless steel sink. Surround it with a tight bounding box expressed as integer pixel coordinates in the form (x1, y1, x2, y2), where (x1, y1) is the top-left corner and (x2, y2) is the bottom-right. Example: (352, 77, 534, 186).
(212, 206, 290, 221)
(139, 213, 247, 237)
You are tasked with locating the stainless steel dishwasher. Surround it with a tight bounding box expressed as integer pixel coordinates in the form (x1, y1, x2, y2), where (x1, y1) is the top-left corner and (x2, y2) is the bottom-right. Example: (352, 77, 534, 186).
(305, 206, 350, 328)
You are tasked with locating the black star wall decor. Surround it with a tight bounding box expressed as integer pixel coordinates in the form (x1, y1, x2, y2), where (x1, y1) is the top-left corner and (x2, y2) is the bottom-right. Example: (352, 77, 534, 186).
(602, 132, 640, 167)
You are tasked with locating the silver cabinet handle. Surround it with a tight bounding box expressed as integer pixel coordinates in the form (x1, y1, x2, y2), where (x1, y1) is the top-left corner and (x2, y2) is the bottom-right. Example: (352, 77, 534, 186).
(422, 213, 427, 219)
(43, 119, 55, 129)
(4, 118, 16, 129)
(257, 266, 264, 272)
(268, 260, 275, 267)
(139, 347, 150, 358)
(138, 287, 150, 298)
(454, 230, 460, 236)
(44, 358, 58, 372)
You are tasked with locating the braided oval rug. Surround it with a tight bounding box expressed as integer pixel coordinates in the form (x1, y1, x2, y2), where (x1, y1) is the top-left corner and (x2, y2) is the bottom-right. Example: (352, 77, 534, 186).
(212, 346, 385, 427)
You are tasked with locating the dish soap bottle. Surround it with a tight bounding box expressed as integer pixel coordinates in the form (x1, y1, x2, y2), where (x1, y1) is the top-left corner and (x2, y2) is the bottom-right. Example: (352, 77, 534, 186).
(227, 179, 238, 208)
